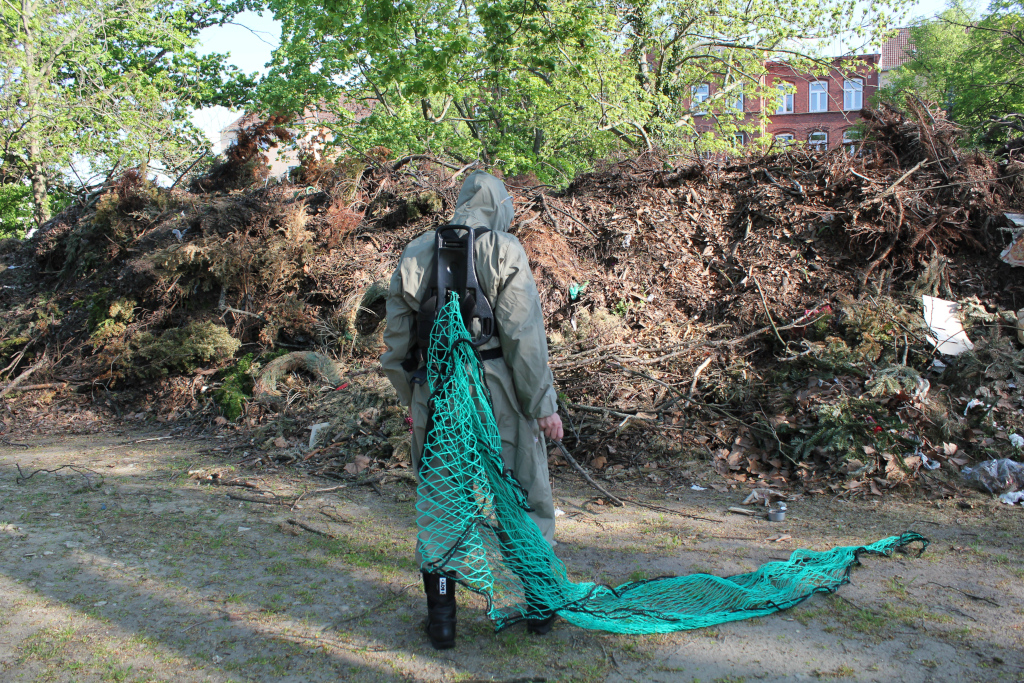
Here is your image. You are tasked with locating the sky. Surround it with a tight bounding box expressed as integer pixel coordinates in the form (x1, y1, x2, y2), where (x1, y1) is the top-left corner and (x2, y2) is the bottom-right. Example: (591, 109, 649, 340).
(191, 0, 957, 151)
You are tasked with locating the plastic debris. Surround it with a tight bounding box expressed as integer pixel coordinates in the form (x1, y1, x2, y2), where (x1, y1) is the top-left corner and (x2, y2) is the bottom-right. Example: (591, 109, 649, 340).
(690, 484, 707, 491)
(568, 281, 588, 300)
(922, 296, 974, 355)
(961, 459, 1024, 495)
(964, 398, 985, 416)
(921, 453, 940, 470)
(1010, 434, 1024, 449)
(999, 213, 1024, 266)
(308, 421, 332, 449)
(999, 491, 1024, 505)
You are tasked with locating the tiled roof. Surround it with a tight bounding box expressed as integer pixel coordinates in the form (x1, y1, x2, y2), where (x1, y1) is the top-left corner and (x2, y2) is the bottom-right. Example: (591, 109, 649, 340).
(880, 28, 914, 71)
(222, 98, 373, 133)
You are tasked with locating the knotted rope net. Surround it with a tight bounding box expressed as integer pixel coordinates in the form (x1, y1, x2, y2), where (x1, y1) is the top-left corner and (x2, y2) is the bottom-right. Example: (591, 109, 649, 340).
(417, 294, 929, 633)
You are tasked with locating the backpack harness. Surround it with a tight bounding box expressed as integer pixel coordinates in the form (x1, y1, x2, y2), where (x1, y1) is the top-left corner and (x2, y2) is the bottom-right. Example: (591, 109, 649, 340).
(401, 225, 502, 383)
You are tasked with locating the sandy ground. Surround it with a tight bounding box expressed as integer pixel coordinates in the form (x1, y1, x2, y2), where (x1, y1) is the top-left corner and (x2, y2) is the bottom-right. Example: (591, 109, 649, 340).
(1, 431, 1022, 683)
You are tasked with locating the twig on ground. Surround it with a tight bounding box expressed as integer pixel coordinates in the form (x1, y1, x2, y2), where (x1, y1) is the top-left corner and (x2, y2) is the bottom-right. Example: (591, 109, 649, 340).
(552, 439, 722, 523)
(286, 518, 336, 538)
(226, 492, 287, 505)
(923, 582, 999, 607)
(328, 582, 418, 628)
(551, 440, 625, 507)
(182, 610, 228, 633)
(15, 463, 102, 489)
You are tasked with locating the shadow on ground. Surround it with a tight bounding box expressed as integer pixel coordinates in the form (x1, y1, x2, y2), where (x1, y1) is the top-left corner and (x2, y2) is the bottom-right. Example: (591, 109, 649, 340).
(1, 433, 1023, 682)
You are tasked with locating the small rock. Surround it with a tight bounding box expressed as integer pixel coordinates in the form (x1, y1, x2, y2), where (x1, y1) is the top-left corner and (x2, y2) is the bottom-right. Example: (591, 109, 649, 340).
(214, 416, 228, 427)
(93, 600, 107, 607)
(64, 541, 82, 549)
(42, 551, 54, 556)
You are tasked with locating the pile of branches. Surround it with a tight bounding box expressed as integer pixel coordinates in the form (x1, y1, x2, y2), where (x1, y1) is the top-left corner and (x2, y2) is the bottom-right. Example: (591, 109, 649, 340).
(3, 100, 1022, 497)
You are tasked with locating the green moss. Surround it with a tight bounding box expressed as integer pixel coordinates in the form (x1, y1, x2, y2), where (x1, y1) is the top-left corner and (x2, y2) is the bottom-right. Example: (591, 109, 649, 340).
(123, 321, 240, 380)
(213, 354, 255, 421)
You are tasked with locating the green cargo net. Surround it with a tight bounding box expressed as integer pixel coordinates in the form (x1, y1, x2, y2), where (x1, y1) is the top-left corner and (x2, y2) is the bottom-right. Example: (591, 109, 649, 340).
(417, 294, 929, 634)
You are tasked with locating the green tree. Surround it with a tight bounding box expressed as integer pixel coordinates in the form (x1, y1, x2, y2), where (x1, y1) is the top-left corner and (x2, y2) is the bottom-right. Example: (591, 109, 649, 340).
(256, 0, 908, 183)
(0, 0, 256, 229)
(880, 0, 1024, 146)
(0, 182, 33, 239)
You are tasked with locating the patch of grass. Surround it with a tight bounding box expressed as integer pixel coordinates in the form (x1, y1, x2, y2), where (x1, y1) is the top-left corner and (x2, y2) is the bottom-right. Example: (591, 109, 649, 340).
(305, 533, 417, 573)
(815, 664, 855, 678)
(266, 561, 291, 576)
(825, 595, 886, 635)
(882, 602, 952, 625)
(100, 660, 134, 682)
(884, 576, 912, 598)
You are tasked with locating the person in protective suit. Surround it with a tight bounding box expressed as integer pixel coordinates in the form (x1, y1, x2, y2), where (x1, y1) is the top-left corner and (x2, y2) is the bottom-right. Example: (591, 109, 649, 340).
(381, 171, 564, 649)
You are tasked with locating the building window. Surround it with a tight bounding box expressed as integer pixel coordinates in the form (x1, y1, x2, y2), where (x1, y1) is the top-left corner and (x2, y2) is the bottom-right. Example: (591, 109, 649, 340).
(733, 133, 746, 146)
(843, 78, 863, 110)
(808, 131, 828, 151)
(776, 84, 794, 114)
(691, 84, 710, 115)
(732, 89, 744, 112)
(809, 81, 828, 113)
(843, 129, 862, 154)
(775, 133, 795, 146)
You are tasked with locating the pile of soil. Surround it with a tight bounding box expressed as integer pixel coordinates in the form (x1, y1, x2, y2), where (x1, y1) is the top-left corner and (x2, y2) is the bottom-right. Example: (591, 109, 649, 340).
(2, 101, 1022, 499)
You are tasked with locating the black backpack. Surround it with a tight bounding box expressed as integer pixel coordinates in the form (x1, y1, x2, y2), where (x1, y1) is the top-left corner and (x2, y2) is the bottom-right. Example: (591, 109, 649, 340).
(402, 225, 499, 376)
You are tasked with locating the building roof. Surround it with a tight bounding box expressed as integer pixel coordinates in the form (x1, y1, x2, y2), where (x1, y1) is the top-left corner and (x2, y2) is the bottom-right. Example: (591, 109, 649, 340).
(880, 28, 914, 71)
(223, 98, 373, 134)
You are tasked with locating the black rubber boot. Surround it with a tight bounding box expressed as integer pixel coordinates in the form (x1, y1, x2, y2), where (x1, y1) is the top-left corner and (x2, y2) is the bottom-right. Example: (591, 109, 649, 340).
(526, 612, 557, 635)
(423, 573, 457, 649)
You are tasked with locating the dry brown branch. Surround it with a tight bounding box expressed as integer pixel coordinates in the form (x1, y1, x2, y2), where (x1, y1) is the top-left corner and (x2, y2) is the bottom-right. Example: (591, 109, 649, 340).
(0, 353, 47, 400)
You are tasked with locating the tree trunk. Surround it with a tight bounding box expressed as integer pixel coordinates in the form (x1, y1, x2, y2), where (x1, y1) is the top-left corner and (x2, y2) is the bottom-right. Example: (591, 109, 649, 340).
(30, 159, 49, 228)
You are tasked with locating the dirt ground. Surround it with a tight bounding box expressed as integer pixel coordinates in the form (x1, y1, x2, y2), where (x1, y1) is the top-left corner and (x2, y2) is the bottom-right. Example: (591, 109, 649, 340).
(1, 431, 1022, 683)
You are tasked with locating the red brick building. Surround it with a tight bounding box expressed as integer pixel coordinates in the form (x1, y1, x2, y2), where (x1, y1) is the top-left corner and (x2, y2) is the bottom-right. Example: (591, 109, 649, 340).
(763, 55, 880, 151)
(692, 55, 881, 151)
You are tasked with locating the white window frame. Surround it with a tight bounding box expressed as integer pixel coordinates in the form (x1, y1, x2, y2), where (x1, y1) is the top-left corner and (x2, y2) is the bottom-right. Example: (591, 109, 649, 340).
(809, 81, 828, 113)
(732, 89, 744, 112)
(843, 129, 862, 154)
(808, 131, 828, 151)
(776, 83, 794, 114)
(775, 133, 795, 146)
(733, 133, 745, 146)
(843, 78, 864, 111)
(691, 83, 710, 115)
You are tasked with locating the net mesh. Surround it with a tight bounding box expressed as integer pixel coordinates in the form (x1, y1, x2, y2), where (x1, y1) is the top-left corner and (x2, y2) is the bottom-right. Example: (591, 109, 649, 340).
(417, 294, 930, 633)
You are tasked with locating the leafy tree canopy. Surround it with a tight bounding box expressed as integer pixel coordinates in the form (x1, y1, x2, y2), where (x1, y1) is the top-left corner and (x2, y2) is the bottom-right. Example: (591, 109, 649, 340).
(880, 0, 1024, 148)
(0, 0, 258, 228)
(255, 0, 908, 183)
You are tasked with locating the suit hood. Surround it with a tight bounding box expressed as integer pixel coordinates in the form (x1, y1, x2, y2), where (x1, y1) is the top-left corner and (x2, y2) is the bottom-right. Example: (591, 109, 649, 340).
(450, 171, 514, 233)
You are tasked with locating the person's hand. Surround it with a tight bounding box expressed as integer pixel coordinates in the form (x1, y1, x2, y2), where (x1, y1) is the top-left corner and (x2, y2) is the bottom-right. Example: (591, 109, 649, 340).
(537, 413, 563, 441)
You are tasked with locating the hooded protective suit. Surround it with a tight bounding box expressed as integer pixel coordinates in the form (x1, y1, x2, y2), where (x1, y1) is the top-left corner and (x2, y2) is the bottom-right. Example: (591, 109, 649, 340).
(381, 171, 558, 547)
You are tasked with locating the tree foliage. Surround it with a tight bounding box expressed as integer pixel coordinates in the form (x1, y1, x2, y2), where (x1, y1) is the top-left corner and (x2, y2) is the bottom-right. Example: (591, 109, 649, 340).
(0, 0, 256, 228)
(257, 0, 907, 183)
(880, 0, 1024, 147)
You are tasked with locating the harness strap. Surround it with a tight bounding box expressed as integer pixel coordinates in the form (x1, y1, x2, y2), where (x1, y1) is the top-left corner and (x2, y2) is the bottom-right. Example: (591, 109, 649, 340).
(478, 347, 504, 362)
